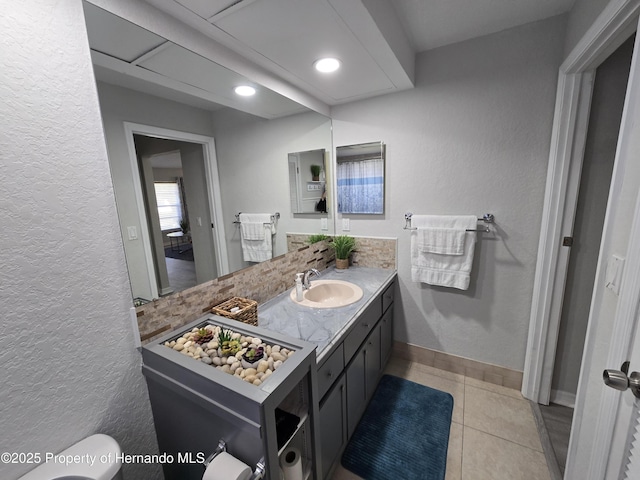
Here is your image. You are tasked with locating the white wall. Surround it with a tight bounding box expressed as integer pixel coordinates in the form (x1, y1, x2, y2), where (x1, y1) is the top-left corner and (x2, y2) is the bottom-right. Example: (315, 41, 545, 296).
(97, 82, 215, 299)
(331, 15, 567, 370)
(0, 1, 160, 479)
(212, 109, 333, 273)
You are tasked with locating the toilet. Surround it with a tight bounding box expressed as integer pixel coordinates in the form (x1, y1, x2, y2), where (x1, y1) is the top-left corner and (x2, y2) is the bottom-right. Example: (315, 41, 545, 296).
(18, 434, 123, 480)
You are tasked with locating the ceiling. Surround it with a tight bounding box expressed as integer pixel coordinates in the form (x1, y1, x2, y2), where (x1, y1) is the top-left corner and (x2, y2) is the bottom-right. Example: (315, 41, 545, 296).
(87, 0, 576, 116)
(394, 0, 575, 52)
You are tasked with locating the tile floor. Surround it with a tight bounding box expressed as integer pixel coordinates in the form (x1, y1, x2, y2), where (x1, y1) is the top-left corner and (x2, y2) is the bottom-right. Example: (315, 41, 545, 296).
(331, 357, 550, 480)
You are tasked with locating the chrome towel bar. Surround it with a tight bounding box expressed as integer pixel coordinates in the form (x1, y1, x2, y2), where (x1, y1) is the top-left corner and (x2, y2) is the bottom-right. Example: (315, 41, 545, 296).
(233, 212, 280, 225)
(403, 212, 494, 232)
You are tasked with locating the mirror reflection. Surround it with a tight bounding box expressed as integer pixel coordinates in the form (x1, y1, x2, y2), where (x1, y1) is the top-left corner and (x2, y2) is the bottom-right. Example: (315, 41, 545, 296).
(83, 3, 333, 303)
(337, 142, 385, 215)
(288, 149, 328, 214)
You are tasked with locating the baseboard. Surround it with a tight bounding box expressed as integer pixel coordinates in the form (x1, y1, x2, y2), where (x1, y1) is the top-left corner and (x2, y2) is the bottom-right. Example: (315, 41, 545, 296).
(159, 286, 174, 296)
(550, 389, 576, 408)
(393, 341, 523, 391)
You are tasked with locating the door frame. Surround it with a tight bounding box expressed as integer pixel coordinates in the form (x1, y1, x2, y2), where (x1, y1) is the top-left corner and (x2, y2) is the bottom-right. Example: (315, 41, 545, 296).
(123, 122, 229, 298)
(522, 0, 640, 403)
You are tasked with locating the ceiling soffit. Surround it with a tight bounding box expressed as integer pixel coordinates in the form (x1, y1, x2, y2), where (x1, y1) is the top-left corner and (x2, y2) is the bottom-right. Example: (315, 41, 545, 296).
(145, 0, 416, 105)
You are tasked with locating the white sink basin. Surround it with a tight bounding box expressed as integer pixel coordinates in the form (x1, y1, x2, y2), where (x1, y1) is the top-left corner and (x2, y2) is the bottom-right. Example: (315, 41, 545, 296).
(291, 279, 364, 308)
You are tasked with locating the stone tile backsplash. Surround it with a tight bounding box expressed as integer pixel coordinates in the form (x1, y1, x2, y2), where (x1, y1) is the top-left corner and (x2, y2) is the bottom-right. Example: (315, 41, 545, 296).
(137, 235, 396, 344)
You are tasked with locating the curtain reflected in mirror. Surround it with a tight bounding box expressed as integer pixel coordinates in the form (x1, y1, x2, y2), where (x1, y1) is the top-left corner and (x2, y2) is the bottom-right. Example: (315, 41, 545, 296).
(337, 142, 385, 214)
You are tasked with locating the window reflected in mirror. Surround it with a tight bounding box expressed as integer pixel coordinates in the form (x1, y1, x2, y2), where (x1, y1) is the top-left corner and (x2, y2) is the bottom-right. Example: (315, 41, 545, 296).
(337, 142, 385, 214)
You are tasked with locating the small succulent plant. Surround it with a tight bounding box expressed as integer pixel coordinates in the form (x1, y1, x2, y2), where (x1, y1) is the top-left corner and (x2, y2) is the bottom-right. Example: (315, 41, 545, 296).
(218, 329, 241, 356)
(194, 327, 214, 345)
(244, 346, 264, 361)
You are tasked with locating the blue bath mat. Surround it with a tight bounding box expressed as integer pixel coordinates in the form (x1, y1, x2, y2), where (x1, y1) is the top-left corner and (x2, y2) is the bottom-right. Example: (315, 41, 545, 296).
(341, 375, 453, 480)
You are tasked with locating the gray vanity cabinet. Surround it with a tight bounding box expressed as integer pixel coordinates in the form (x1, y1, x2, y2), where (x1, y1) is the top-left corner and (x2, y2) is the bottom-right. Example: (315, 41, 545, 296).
(317, 278, 395, 479)
(142, 315, 321, 480)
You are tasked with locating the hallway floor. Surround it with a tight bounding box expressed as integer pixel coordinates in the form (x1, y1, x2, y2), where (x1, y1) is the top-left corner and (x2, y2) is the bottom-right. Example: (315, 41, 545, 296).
(539, 403, 573, 477)
(165, 257, 197, 293)
(331, 357, 550, 480)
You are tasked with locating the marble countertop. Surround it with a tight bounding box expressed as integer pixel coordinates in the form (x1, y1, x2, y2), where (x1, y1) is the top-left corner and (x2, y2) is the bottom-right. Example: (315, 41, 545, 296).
(257, 266, 396, 363)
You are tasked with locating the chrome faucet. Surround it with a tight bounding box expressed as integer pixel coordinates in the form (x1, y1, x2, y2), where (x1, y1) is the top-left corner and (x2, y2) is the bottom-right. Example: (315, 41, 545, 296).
(302, 268, 320, 289)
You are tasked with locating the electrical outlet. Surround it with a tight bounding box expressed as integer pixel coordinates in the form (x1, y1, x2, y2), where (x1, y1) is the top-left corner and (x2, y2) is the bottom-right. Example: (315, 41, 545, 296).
(342, 218, 350, 231)
(197, 217, 202, 227)
(321, 218, 328, 230)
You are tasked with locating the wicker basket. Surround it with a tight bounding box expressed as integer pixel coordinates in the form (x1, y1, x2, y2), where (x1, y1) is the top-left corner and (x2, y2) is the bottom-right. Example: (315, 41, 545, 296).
(211, 297, 258, 326)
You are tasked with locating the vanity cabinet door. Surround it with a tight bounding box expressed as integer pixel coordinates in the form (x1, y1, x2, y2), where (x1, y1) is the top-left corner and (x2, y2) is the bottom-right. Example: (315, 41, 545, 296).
(380, 307, 393, 368)
(318, 375, 347, 480)
(346, 347, 366, 438)
(346, 325, 383, 437)
(364, 325, 381, 404)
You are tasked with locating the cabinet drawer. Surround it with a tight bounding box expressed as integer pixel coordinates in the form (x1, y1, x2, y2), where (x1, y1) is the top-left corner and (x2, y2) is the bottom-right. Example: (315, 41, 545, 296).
(343, 299, 382, 364)
(382, 281, 395, 313)
(318, 344, 344, 399)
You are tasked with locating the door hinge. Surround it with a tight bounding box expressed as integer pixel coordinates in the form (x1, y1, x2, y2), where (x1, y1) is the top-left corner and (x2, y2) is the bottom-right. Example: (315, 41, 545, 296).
(563, 236, 573, 247)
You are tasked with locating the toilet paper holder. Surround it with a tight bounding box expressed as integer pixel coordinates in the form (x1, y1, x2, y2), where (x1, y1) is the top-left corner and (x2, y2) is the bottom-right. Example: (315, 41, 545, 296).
(204, 439, 266, 480)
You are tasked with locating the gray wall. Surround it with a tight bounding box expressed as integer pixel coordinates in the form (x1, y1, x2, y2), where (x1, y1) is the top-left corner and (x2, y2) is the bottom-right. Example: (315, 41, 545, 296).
(331, 15, 567, 370)
(563, 0, 612, 57)
(212, 109, 333, 273)
(0, 1, 160, 478)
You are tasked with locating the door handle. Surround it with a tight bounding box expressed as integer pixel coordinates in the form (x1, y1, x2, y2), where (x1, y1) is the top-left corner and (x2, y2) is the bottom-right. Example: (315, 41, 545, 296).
(603, 363, 640, 398)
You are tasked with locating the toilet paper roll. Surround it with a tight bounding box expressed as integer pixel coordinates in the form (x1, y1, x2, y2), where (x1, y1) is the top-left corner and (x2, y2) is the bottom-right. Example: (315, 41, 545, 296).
(279, 447, 303, 480)
(202, 451, 252, 480)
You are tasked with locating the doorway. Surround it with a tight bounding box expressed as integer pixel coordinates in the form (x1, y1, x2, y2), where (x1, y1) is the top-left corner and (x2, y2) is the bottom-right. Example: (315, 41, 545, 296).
(123, 123, 229, 299)
(134, 135, 207, 295)
(535, 34, 635, 476)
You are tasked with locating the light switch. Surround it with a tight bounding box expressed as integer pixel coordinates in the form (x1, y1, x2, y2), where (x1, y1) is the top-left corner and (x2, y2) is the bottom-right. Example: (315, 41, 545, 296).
(342, 218, 350, 231)
(127, 226, 137, 240)
(321, 217, 328, 230)
(197, 217, 202, 227)
(605, 254, 625, 295)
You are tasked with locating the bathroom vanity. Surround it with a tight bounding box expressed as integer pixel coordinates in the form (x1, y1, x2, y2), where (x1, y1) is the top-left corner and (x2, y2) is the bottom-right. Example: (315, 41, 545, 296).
(259, 267, 396, 479)
(141, 266, 396, 480)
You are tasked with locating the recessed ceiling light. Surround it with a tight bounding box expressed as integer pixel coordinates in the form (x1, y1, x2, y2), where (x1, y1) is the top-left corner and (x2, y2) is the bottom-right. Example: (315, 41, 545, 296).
(234, 85, 256, 96)
(314, 57, 341, 73)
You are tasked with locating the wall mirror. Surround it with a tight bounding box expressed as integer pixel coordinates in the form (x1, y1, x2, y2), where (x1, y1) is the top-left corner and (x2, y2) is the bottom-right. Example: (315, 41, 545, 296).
(337, 141, 385, 215)
(288, 149, 328, 214)
(83, 2, 333, 303)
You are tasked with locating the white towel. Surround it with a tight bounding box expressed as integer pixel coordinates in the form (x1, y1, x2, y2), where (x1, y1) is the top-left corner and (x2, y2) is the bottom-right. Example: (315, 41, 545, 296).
(410, 215, 477, 290)
(239, 213, 275, 262)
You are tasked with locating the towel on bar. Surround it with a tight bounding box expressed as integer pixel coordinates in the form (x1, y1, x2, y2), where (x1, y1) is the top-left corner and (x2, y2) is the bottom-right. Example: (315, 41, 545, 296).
(410, 215, 478, 290)
(239, 213, 275, 262)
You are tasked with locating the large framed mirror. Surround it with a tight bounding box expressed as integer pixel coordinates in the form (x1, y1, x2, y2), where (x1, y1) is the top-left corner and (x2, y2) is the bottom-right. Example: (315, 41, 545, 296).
(336, 141, 385, 214)
(83, 2, 333, 303)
